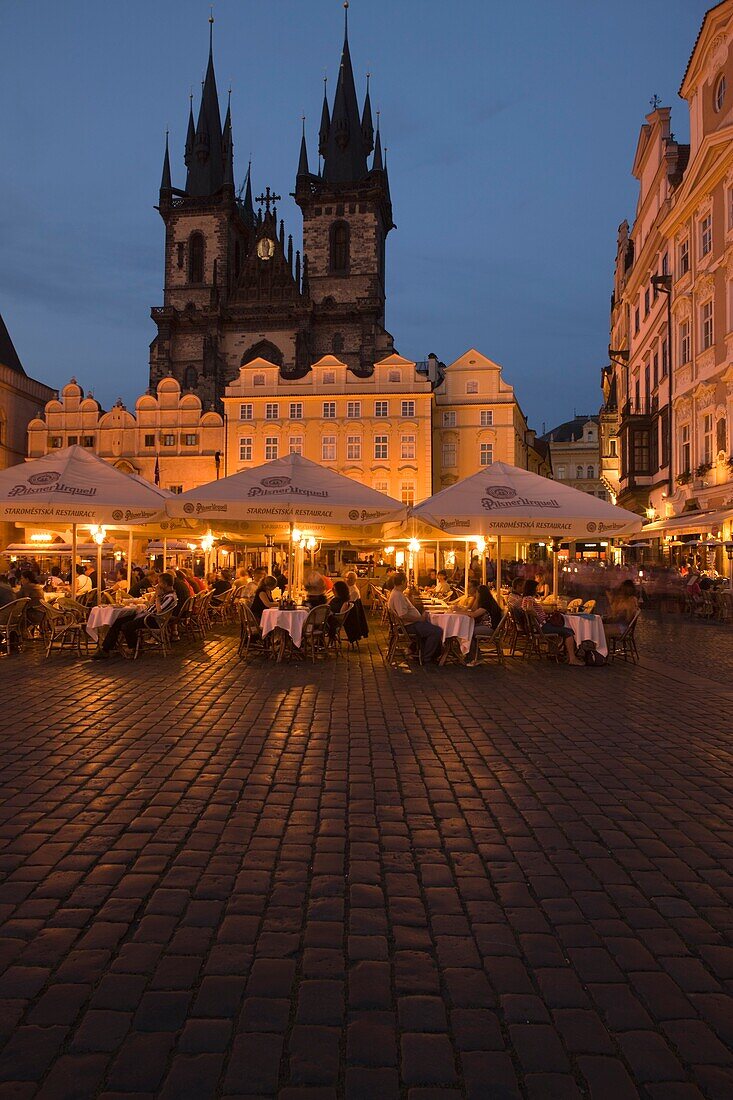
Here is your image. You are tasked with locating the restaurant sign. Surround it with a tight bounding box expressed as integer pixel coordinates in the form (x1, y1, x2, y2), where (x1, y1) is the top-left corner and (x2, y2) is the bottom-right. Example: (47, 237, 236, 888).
(480, 486, 559, 511)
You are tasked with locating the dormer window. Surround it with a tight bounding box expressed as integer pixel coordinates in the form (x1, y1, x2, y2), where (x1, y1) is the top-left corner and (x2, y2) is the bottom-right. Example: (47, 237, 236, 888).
(253, 374, 265, 387)
(466, 380, 478, 394)
(323, 370, 335, 385)
(388, 369, 401, 383)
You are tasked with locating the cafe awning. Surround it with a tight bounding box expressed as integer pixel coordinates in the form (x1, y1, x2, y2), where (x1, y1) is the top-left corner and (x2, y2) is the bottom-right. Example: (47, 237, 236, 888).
(641, 508, 733, 537)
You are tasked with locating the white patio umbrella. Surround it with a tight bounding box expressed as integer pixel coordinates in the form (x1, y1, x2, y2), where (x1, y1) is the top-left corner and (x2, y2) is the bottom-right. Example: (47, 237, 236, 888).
(412, 462, 643, 595)
(0, 446, 169, 601)
(165, 453, 407, 594)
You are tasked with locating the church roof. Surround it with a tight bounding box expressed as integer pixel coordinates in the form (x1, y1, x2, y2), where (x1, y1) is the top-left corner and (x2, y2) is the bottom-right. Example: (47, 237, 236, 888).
(0, 311, 26, 376)
(321, 11, 370, 183)
(541, 415, 599, 443)
(185, 18, 226, 197)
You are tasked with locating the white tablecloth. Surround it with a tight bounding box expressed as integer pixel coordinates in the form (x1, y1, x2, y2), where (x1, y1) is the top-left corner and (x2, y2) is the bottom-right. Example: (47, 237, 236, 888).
(261, 608, 309, 650)
(426, 610, 474, 655)
(86, 605, 139, 642)
(563, 613, 608, 657)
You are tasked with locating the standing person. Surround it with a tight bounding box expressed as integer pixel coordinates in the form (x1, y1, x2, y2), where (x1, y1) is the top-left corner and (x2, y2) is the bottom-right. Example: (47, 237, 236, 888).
(92, 573, 177, 660)
(388, 571, 443, 663)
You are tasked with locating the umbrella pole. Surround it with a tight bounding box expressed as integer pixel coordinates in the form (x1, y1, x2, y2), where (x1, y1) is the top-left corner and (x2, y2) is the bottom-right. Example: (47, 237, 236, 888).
(482, 548, 486, 586)
(71, 523, 77, 598)
(436, 538, 440, 574)
(96, 536, 102, 607)
(464, 538, 469, 593)
(288, 522, 294, 598)
(127, 530, 133, 591)
(496, 536, 502, 602)
(163, 537, 167, 574)
(553, 545, 559, 596)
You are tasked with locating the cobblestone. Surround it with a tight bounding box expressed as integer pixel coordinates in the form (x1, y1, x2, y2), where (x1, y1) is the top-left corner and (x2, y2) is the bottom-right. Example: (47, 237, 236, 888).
(0, 617, 732, 1095)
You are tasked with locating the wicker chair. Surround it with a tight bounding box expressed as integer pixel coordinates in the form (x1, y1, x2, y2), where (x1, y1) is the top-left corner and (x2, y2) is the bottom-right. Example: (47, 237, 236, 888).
(472, 611, 508, 665)
(210, 587, 236, 625)
(608, 611, 640, 663)
(237, 601, 263, 659)
(301, 604, 331, 661)
(134, 609, 175, 659)
(582, 600, 596, 613)
(328, 603, 354, 653)
(0, 598, 31, 657)
(385, 609, 423, 668)
(41, 603, 89, 658)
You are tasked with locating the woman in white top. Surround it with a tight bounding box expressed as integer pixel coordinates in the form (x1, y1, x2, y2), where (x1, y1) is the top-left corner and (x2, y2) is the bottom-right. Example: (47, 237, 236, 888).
(344, 571, 361, 603)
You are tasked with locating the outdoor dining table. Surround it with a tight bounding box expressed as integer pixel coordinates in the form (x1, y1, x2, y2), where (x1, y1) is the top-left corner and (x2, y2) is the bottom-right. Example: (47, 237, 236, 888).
(563, 612, 608, 657)
(260, 607, 310, 653)
(425, 609, 475, 660)
(86, 601, 148, 643)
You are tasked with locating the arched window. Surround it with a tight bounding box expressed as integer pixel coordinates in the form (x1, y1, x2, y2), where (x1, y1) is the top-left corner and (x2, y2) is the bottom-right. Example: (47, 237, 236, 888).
(184, 366, 198, 391)
(586, 465, 594, 479)
(330, 221, 350, 273)
(188, 233, 204, 284)
(575, 466, 584, 479)
(332, 333, 344, 355)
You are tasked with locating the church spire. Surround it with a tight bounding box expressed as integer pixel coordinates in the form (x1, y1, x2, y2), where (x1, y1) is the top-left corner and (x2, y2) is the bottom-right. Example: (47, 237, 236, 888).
(184, 94, 195, 169)
(361, 73, 374, 155)
(186, 13, 225, 196)
(372, 112, 383, 171)
(240, 160, 255, 225)
(322, 2, 369, 184)
(318, 76, 330, 158)
(223, 91, 234, 189)
(297, 115, 310, 177)
(160, 130, 172, 191)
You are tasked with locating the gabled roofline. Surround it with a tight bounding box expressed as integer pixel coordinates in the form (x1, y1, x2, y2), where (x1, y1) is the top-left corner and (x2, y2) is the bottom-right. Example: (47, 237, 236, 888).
(679, 1, 730, 98)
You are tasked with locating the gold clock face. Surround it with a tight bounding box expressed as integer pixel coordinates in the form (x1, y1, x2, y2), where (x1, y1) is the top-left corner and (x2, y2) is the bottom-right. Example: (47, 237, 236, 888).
(257, 237, 275, 261)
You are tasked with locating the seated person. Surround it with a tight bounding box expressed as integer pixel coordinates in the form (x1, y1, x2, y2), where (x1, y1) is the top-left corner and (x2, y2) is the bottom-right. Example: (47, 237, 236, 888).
(0, 574, 14, 608)
(406, 585, 425, 614)
(506, 577, 525, 610)
(251, 575, 278, 621)
(19, 570, 45, 627)
(457, 580, 503, 666)
(92, 573, 177, 659)
(422, 568, 438, 589)
(343, 571, 369, 640)
(388, 571, 443, 662)
(184, 568, 206, 594)
(304, 573, 328, 608)
(209, 569, 232, 606)
(108, 566, 129, 595)
(604, 579, 639, 639)
(232, 567, 252, 592)
(382, 567, 398, 592)
(344, 571, 361, 603)
(47, 565, 68, 590)
(521, 579, 584, 666)
(535, 574, 551, 599)
(273, 566, 288, 593)
(433, 570, 453, 601)
(75, 564, 93, 595)
(245, 567, 266, 600)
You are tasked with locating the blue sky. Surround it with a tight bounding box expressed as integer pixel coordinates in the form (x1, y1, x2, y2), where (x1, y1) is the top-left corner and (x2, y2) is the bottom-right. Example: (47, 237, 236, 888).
(0, 0, 712, 430)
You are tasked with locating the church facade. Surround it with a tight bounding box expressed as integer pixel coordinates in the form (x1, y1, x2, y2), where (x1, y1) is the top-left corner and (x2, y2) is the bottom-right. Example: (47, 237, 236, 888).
(150, 13, 395, 410)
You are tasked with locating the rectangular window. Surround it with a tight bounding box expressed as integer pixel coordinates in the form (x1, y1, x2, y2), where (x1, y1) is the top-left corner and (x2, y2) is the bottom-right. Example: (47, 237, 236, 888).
(660, 409, 670, 468)
(67, 435, 78, 446)
(289, 436, 303, 455)
(703, 412, 714, 464)
(323, 401, 336, 418)
(609, 438, 617, 458)
(401, 434, 416, 460)
(401, 400, 415, 417)
(374, 434, 388, 460)
(661, 338, 668, 377)
(556, 464, 566, 479)
(183, 433, 197, 447)
(374, 400, 388, 418)
(82, 435, 95, 448)
(479, 442, 493, 466)
(442, 410, 456, 427)
(652, 352, 659, 389)
(373, 479, 389, 494)
(701, 300, 714, 350)
(239, 437, 252, 462)
(144, 433, 155, 447)
(289, 402, 303, 420)
(634, 308, 640, 334)
(701, 213, 712, 257)
(632, 429, 650, 474)
(162, 434, 175, 447)
(239, 403, 253, 420)
(265, 402, 279, 420)
(346, 435, 361, 460)
(253, 373, 265, 387)
(50, 436, 63, 449)
(442, 441, 456, 468)
(480, 410, 493, 427)
(679, 239, 690, 275)
(347, 400, 362, 418)
(322, 435, 337, 461)
(644, 288, 650, 316)
(466, 380, 479, 394)
(661, 252, 669, 276)
(400, 481, 415, 506)
(322, 370, 335, 385)
(265, 436, 278, 461)
(680, 424, 691, 473)
(168, 485, 183, 494)
(680, 319, 691, 364)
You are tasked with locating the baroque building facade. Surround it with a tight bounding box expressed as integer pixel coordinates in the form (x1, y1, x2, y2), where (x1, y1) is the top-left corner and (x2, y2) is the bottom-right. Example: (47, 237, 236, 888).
(601, 0, 733, 546)
(541, 416, 605, 499)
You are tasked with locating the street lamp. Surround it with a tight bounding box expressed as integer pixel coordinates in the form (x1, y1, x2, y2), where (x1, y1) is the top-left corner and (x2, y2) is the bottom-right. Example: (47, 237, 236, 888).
(651, 273, 673, 497)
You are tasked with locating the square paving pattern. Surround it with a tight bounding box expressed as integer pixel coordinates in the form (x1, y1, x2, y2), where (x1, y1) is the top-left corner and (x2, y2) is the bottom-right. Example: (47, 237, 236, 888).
(0, 614, 732, 1098)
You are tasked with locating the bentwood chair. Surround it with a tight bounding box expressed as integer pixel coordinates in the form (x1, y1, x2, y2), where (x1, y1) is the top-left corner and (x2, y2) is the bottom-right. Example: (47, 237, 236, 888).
(608, 611, 640, 664)
(0, 599, 31, 657)
(237, 601, 264, 659)
(41, 603, 89, 658)
(385, 609, 423, 668)
(134, 609, 174, 659)
(301, 604, 331, 662)
(328, 603, 354, 654)
(472, 612, 508, 666)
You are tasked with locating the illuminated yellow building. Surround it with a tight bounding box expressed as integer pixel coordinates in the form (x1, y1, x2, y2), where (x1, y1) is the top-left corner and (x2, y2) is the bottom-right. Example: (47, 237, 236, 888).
(432, 349, 550, 488)
(222, 353, 434, 506)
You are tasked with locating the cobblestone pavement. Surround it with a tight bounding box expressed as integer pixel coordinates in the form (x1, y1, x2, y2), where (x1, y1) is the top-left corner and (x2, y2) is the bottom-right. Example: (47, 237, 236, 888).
(0, 617, 732, 1099)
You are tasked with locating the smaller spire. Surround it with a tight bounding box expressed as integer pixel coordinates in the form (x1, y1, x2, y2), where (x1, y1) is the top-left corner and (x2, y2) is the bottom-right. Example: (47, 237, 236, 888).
(318, 76, 330, 157)
(287, 233, 293, 272)
(297, 114, 310, 176)
(361, 73, 374, 155)
(279, 219, 285, 249)
(301, 253, 309, 296)
(161, 129, 172, 191)
(343, 0, 349, 40)
(223, 104, 234, 189)
(184, 93, 195, 168)
(242, 160, 254, 223)
(209, 7, 214, 56)
(372, 111, 383, 171)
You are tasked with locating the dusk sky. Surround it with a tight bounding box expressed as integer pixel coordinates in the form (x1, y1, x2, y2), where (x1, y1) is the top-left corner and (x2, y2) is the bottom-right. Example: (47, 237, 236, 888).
(0, 0, 711, 431)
